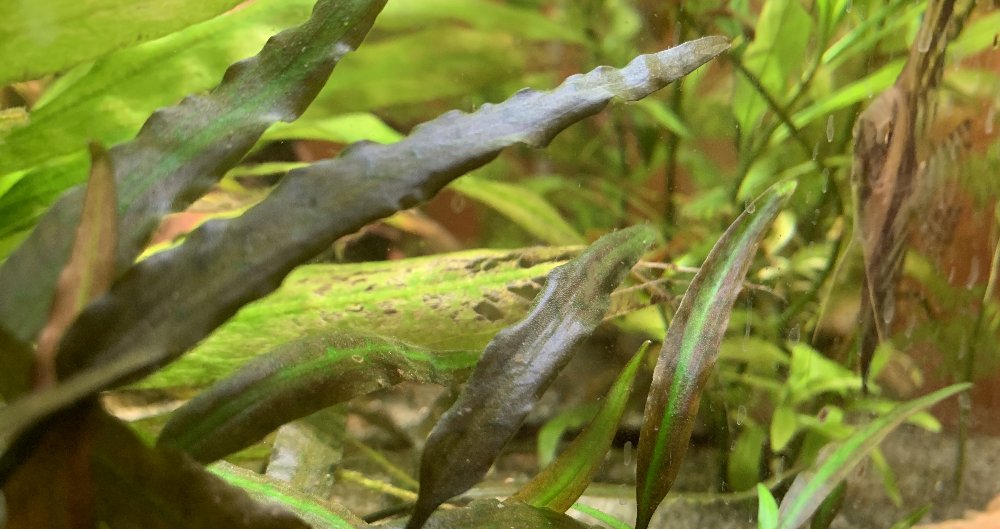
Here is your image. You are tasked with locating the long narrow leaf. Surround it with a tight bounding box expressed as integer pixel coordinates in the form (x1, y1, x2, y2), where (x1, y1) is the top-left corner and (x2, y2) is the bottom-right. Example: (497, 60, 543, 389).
(0, 36, 728, 480)
(407, 225, 656, 529)
(33, 143, 118, 389)
(158, 333, 479, 463)
(510, 341, 650, 512)
(397, 500, 594, 529)
(635, 180, 797, 529)
(0, 0, 386, 344)
(210, 461, 364, 529)
(776, 383, 969, 529)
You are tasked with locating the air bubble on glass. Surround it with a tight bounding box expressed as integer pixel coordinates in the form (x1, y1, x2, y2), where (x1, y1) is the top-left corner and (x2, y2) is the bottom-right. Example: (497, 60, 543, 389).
(882, 293, 896, 326)
(966, 257, 980, 289)
(450, 194, 466, 212)
(788, 324, 801, 344)
(624, 440, 633, 467)
(986, 105, 995, 134)
(744, 199, 756, 214)
(826, 115, 835, 142)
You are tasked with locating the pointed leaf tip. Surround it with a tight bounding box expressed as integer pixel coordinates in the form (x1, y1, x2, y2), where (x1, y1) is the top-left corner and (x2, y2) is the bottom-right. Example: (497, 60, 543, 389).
(635, 181, 793, 529)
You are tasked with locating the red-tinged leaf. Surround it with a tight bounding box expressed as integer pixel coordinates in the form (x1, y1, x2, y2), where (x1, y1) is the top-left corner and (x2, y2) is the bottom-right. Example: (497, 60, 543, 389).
(0, 0, 387, 346)
(635, 180, 797, 529)
(510, 341, 650, 512)
(2, 403, 100, 529)
(158, 333, 478, 463)
(90, 408, 311, 529)
(34, 143, 118, 389)
(407, 225, 656, 529)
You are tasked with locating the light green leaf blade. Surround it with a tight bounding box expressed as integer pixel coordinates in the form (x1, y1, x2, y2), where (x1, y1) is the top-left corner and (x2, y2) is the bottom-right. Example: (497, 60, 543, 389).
(0, 0, 243, 85)
(511, 341, 650, 512)
(757, 484, 779, 529)
(210, 461, 362, 529)
(776, 384, 970, 529)
(448, 175, 585, 246)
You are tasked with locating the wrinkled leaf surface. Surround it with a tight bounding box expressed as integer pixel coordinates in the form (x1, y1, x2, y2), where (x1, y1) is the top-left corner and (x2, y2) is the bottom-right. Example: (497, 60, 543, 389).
(408, 225, 656, 529)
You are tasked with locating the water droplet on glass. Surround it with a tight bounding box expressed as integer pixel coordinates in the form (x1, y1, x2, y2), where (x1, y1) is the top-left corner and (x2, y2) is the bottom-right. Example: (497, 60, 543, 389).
(351, 354, 364, 363)
(966, 258, 980, 289)
(450, 194, 466, 212)
(744, 199, 756, 214)
(917, 30, 932, 54)
(624, 441, 633, 466)
(845, 0, 852, 13)
(826, 115, 835, 142)
(812, 141, 820, 160)
(822, 168, 830, 193)
(736, 405, 747, 426)
(986, 106, 995, 135)
(882, 293, 896, 326)
(788, 325, 801, 344)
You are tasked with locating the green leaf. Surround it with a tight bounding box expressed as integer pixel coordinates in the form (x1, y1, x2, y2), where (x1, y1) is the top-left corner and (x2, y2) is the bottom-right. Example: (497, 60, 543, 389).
(757, 484, 779, 529)
(408, 225, 656, 529)
(887, 504, 931, 529)
(261, 112, 404, 146)
(808, 481, 845, 529)
(776, 384, 970, 529)
(731, 0, 811, 135)
(948, 11, 1000, 60)
(0, 0, 381, 343)
(727, 424, 766, 492)
(634, 179, 797, 529)
(305, 27, 531, 115)
(571, 502, 634, 529)
(770, 405, 798, 452)
(0, 0, 315, 202)
(377, 0, 585, 44)
(0, 0, 244, 85)
(448, 175, 585, 246)
(142, 246, 578, 389)
(772, 60, 905, 145)
(511, 341, 650, 512)
(210, 461, 363, 529)
(536, 404, 600, 468)
(0, 36, 728, 482)
(158, 333, 478, 463)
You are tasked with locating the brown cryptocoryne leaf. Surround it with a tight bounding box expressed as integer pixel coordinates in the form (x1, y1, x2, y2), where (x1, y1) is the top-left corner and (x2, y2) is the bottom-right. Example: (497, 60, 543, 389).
(406, 225, 656, 529)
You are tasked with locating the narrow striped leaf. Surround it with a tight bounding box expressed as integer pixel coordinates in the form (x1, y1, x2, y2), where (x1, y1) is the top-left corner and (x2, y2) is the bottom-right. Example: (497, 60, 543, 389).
(408, 225, 657, 529)
(158, 333, 478, 463)
(635, 180, 797, 529)
(510, 341, 650, 512)
(210, 461, 363, 529)
(776, 383, 969, 529)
